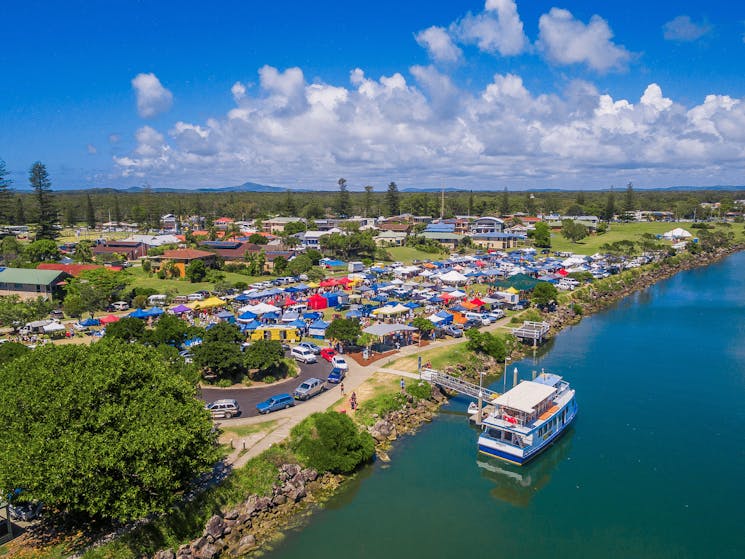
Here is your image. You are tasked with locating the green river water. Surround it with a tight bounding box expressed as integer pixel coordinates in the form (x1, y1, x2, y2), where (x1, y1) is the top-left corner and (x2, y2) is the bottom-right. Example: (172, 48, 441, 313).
(265, 252, 745, 558)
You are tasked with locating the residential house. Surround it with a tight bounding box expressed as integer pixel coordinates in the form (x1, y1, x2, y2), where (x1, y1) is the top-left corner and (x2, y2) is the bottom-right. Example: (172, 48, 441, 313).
(162, 248, 217, 266)
(160, 214, 178, 232)
(36, 263, 108, 277)
(262, 217, 305, 234)
(379, 222, 411, 234)
(0, 268, 71, 300)
(546, 215, 600, 231)
(93, 241, 147, 261)
(471, 233, 521, 250)
(198, 241, 263, 262)
(123, 234, 182, 247)
(470, 216, 505, 235)
(420, 231, 462, 250)
(213, 217, 235, 230)
(374, 230, 407, 247)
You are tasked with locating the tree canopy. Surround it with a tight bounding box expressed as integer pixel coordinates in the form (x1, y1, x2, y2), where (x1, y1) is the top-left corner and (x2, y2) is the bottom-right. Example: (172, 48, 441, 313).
(464, 329, 507, 361)
(0, 340, 219, 521)
(29, 161, 59, 240)
(532, 281, 559, 308)
(325, 318, 362, 345)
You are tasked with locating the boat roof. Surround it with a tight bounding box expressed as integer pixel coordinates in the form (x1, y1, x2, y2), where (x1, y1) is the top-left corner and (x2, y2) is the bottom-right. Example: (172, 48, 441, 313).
(495, 381, 556, 414)
(532, 372, 563, 388)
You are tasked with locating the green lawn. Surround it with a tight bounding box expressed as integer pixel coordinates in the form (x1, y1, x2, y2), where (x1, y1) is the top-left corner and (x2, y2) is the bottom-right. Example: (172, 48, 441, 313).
(127, 266, 268, 296)
(549, 222, 744, 255)
(385, 246, 442, 264)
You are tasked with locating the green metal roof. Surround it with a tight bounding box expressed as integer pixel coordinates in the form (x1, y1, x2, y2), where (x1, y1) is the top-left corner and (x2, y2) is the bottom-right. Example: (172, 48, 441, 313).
(0, 267, 67, 285)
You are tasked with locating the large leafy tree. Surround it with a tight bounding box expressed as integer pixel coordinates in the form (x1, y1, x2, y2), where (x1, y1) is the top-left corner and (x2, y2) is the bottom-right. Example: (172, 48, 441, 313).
(532, 281, 559, 309)
(25, 239, 60, 262)
(363, 185, 374, 217)
(464, 329, 507, 361)
(203, 321, 244, 344)
(29, 161, 59, 240)
(193, 341, 246, 381)
(186, 259, 207, 282)
(0, 340, 219, 521)
(104, 317, 146, 342)
(0, 295, 54, 330)
(561, 220, 588, 243)
(533, 221, 551, 248)
(326, 318, 362, 346)
(244, 339, 284, 375)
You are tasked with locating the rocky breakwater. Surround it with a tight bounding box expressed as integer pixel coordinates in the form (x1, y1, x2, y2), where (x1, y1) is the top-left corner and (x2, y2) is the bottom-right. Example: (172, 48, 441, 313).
(368, 386, 448, 460)
(152, 464, 336, 559)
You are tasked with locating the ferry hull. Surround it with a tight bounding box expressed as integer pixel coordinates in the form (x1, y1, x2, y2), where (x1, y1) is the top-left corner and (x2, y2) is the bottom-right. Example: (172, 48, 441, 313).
(478, 410, 576, 466)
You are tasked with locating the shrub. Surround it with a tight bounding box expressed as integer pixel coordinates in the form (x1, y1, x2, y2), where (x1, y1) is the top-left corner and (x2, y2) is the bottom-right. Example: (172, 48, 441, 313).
(262, 375, 276, 384)
(216, 378, 233, 388)
(405, 380, 432, 401)
(355, 392, 407, 426)
(571, 303, 584, 316)
(289, 412, 375, 474)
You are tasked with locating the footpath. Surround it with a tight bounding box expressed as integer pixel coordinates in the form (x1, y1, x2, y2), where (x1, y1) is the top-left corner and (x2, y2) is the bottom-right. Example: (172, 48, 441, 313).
(226, 317, 511, 468)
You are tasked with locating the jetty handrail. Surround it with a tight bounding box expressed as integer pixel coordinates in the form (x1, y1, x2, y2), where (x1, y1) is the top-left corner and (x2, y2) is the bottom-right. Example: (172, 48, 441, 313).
(420, 367, 499, 400)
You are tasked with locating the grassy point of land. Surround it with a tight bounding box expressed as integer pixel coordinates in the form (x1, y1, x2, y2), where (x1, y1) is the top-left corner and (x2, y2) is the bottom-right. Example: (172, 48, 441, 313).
(384, 341, 469, 374)
(384, 246, 442, 264)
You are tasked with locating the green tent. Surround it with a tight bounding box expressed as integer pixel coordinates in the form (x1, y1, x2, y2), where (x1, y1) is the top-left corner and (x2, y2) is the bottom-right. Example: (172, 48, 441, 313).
(491, 273, 541, 291)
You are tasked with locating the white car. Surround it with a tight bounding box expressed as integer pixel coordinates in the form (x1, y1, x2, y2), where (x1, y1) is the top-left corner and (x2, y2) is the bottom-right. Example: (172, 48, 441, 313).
(486, 310, 505, 321)
(112, 301, 130, 311)
(465, 312, 490, 326)
(331, 355, 349, 371)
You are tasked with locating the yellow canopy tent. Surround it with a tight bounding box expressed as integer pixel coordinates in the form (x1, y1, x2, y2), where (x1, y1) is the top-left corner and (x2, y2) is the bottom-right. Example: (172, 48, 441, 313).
(189, 296, 227, 310)
(506, 287, 519, 295)
(306, 281, 320, 288)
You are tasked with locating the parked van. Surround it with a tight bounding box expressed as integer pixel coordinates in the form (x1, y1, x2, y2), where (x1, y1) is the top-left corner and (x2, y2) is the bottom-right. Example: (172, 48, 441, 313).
(291, 346, 317, 364)
(205, 399, 240, 419)
(147, 294, 168, 306)
(348, 261, 364, 273)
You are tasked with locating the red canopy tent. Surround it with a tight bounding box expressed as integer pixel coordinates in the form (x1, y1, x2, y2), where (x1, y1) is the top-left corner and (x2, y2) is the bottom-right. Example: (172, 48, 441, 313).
(282, 297, 297, 306)
(319, 278, 338, 287)
(557, 269, 569, 277)
(100, 314, 120, 324)
(308, 293, 329, 310)
(470, 297, 485, 307)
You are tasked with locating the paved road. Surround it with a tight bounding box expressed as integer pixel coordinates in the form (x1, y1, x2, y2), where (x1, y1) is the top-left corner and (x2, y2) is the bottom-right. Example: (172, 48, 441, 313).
(199, 355, 342, 419)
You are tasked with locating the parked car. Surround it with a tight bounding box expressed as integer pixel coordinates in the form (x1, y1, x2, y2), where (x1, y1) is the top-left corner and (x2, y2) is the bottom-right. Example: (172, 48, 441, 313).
(112, 301, 130, 311)
(465, 312, 491, 326)
(178, 350, 193, 364)
(49, 309, 64, 319)
(442, 324, 464, 338)
(486, 310, 505, 322)
(8, 501, 43, 521)
(187, 292, 205, 301)
(291, 346, 318, 364)
(256, 393, 295, 414)
(205, 399, 240, 419)
(297, 341, 321, 355)
(320, 347, 337, 362)
(327, 367, 346, 384)
(293, 377, 326, 400)
(462, 318, 481, 330)
(331, 355, 349, 371)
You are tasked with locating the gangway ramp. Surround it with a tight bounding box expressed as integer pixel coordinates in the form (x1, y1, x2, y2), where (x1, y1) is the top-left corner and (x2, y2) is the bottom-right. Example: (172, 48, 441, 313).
(420, 368, 499, 401)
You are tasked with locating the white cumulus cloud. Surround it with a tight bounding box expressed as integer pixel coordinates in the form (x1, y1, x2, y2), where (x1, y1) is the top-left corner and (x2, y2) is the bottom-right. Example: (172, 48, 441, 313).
(663, 15, 712, 42)
(131, 72, 174, 118)
(112, 65, 745, 189)
(415, 26, 462, 63)
(537, 8, 631, 72)
(452, 0, 528, 56)
(231, 81, 247, 101)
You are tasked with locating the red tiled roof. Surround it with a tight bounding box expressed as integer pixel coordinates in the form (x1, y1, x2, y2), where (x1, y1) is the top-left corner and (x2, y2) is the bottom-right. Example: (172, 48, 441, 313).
(162, 248, 215, 260)
(36, 263, 105, 277)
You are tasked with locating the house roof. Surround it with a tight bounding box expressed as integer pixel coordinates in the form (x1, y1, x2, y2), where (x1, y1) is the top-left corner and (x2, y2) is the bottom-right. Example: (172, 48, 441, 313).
(421, 232, 462, 241)
(163, 248, 215, 260)
(377, 230, 407, 239)
(36, 263, 105, 277)
(0, 267, 68, 286)
(379, 223, 410, 232)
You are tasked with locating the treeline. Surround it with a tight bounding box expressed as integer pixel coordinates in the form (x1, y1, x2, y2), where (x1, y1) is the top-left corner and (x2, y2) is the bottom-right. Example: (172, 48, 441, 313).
(3, 160, 745, 225)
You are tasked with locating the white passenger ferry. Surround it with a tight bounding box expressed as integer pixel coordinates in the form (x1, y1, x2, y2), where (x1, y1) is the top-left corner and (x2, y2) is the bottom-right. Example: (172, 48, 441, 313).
(478, 372, 577, 465)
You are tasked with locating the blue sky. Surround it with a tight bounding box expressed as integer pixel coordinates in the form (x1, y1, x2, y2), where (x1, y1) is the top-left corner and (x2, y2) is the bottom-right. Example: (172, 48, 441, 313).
(2, 0, 745, 190)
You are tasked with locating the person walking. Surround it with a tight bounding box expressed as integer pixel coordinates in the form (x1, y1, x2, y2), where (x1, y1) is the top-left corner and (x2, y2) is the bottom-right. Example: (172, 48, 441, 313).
(340, 382, 345, 396)
(400, 377, 405, 392)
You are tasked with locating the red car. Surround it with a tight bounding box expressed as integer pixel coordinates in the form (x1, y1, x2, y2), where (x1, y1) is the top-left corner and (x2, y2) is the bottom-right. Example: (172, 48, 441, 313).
(320, 348, 337, 362)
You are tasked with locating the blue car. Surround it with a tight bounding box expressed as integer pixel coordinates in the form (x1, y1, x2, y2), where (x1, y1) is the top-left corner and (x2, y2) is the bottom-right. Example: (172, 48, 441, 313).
(327, 367, 346, 384)
(256, 393, 295, 414)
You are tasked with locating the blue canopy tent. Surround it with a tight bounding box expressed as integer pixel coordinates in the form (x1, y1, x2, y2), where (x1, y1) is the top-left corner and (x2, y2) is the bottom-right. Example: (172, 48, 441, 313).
(371, 294, 388, 302)
(79, 317, 100, 327)
(183, 337, 203, 348)
(241, 320, 262, 331)
(237, 310, 257, 321)
(303, 311, 321, 321)
(147, 307, 165, 317)
(308, 319, 330, 339)
(428, 295, 444, 303)
(403, 301, 420, 309)
(216, 310, 235, 323)
(262, 311, 279, 322)
(127, 308, 150, 319)
(288, 319, 307, 329)
(450, 304, 468, 312)
(345, 309, 362, 319)
(435, 310, 454, 324)
(285, 283, 310, 293)
(234, 293, 250, 302)
(323, 293, 340, 307)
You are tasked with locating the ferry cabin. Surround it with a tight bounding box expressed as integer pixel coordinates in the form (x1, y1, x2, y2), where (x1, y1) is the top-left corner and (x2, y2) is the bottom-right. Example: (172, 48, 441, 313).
(479, 373, 577, 465)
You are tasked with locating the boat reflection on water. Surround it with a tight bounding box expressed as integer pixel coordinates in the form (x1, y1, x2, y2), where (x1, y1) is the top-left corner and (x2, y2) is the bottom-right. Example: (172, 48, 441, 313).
(476, 426, 574, 507)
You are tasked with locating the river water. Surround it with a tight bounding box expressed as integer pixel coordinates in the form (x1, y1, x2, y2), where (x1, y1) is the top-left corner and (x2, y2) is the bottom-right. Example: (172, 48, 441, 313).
(266, 253, 745, 559)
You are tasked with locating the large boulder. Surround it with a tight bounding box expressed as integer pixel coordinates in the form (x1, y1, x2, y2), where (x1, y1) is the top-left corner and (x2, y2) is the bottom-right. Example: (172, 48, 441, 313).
(300, 468, 318, 482)
(204, 515, 225, 541)
(154, 550, 176, 559)
(236, 534, 256, 555)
